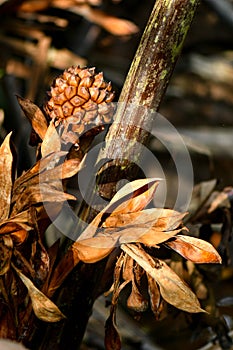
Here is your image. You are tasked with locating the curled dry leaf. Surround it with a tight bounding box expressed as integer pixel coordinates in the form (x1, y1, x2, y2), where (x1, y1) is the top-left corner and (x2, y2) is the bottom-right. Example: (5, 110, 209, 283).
(103, 208, 186, 229)
(122, 254, 134, 281)
(17, 96, 48, 140)
(0, 132, 13, 221)
(0, 210, 32, 235)
(69, 207, 185, 262)
(122, 243, 204, 313)
(13, 152, 67, 192)
(77, 178, 160, 242)
(13, 184, 76, 214)
(105, 178, 160, 216)
(166, 235, 222, 264)
(150, 262, 204, 313)
(38, 158, 82, 183)
(49, 178, 175, 293)
(127, 271, 148, 312)
(147, 273, 165, 320)
(0, 210, 33, 246)
(15, 268, 65, 322)
(72, 240, 114, 263)
(11, 154, 83, 215)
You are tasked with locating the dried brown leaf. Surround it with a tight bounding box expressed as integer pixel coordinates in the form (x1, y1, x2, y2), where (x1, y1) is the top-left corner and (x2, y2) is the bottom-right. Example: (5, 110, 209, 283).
(122, 254, 134, 281)
(41, 121, 61, 157)
(69, 208, 184, 262)
(127, 272, 148, 312)
(15, 269, 65, 322)
(17, 96, 48, 140)
(0, 132, 13, 221)
(122, 244, 204, 313)
(38, 158, 83, 183)
(105, 208, 186, 247)
(0, 210, 32, 234)
(72, 239, 114, 263)
(13, 151, 67, 194)
(48, 179, 170, 294)
(12, 156, 83, 215)
(47, 248, 78, 297)
(106, 178, 160, 215)
(13, 184, 76, 214)
(147, 273, 165, 320)
(155, 260, 204, 313)
(166, 235, 222, 264)
(0, 236, 13, 275)
(0, 210, 32, 245)
(78, 178, 160, 241)
(32, 239, 50, 285)
(104, 208, 186, 230)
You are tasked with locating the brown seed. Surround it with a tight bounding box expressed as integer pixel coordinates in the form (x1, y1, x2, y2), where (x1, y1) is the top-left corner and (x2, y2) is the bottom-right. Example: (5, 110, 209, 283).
(47, 100, 54, 109)
(62, 101, 74, 117)
(64, 86, 77, 100)
(105, 92, 115, 103)
(79, 76, 93, 88)
(53, 93, 66, 105)
(89, 87, 100, 101)
(51, 86, 60, 97)
(72, 66, 82, 75)
(56, 78, 68, 92)
(68, 74, 78, 87)
(106, 82, 112, 92)
(93, 72, 104, 87)
(78, 86, 90, 100)
(70, 95, 86, 107)
(63, 71, 72, 81)
(79, 68, 93, 79)
(96, 89, 107, 104)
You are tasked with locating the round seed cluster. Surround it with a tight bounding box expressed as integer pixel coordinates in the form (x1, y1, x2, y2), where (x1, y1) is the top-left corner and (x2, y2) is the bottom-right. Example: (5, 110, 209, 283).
(44, 66, 115, 134)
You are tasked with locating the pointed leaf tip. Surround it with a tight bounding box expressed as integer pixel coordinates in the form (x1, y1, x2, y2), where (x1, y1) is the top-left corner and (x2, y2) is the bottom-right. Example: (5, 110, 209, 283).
(15, 268, 66, 322)
(106, 178, 161, 215)
(166, 235, 222, 264)
(0, 132, 14, 221)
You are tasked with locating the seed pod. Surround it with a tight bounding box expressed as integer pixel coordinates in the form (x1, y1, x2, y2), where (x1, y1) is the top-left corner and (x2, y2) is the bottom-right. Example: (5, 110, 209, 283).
(44, 66, 115, 136)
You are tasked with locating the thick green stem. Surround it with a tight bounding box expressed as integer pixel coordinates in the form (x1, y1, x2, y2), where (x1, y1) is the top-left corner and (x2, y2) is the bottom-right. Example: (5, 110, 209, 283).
(98, 0, 199, 199)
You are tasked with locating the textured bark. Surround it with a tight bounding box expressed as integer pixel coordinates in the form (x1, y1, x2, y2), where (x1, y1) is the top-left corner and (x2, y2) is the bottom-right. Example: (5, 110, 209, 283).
(97, 0, 200, 199)
(28, 1, 200, 349)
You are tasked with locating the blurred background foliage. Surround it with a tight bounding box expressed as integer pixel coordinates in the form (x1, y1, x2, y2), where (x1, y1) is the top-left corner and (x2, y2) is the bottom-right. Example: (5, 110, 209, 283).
(0, 1, 233, 349)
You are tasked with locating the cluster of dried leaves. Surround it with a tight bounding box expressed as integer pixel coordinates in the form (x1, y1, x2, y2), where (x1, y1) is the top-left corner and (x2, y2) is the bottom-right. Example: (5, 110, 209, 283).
(0, 80, 223, 348)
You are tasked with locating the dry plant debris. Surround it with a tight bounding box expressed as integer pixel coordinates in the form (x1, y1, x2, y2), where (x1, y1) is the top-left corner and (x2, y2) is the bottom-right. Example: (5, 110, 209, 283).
(0, 67, 223, 348)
